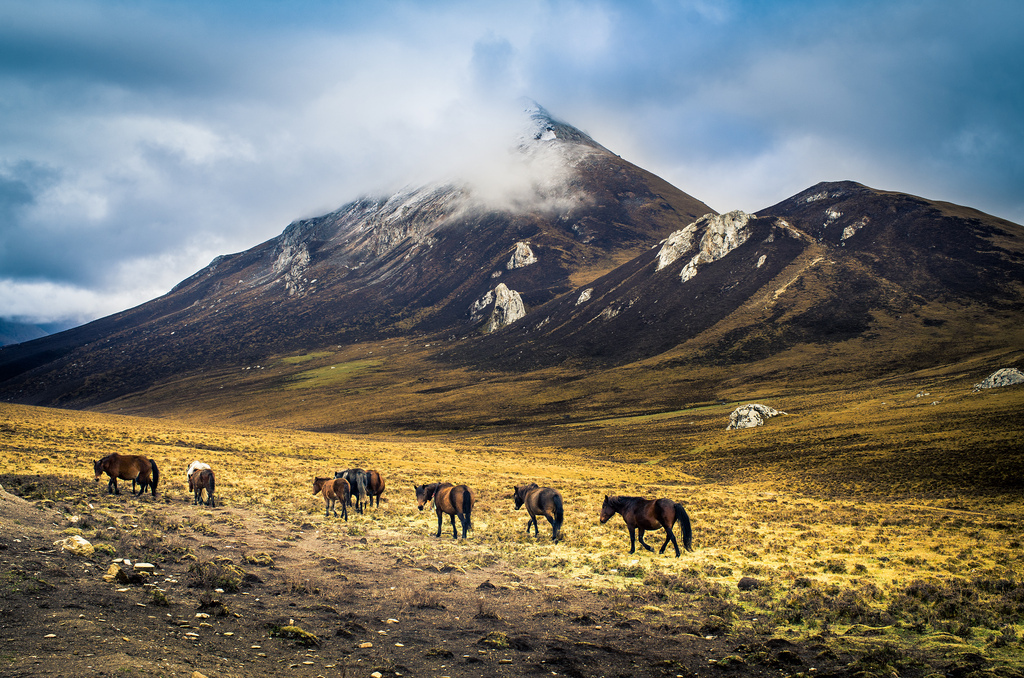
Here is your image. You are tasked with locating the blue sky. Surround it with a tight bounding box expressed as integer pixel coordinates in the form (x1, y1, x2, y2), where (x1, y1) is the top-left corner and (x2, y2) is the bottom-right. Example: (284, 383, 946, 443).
(2, 0, 1022, 326)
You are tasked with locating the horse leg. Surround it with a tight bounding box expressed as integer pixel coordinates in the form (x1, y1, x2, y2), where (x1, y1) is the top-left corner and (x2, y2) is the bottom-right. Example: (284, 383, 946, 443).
(108, 478, 118, 495)
(544, 514, 558, 541)
(659, 525, 681, 556)
(628, 526, 637, 554)
(435, 507, 444, 538)
(451, 513, 459, 539)
(528, 514, 538, 536)
(637, 529, 654, 552)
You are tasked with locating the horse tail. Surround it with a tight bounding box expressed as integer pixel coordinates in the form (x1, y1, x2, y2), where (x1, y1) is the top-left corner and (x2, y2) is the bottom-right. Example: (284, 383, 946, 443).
(460, 486, 473, 530)
(552, 491, 564, 540)
(150, 460, 160, 497)
(674, 503, 693, 552)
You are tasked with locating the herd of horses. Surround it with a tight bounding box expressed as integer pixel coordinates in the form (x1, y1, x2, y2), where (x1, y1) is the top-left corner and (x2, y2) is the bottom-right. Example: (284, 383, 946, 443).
(91, 453, 694, 556)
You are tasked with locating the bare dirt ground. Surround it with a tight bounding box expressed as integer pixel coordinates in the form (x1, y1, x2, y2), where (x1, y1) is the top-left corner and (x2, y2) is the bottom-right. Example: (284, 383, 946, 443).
(0, 483, 863, 678)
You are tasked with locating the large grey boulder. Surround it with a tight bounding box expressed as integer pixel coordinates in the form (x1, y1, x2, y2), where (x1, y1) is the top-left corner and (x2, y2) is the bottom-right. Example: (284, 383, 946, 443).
(727, 403, 787, 430)
(973, 368, 1024, 391)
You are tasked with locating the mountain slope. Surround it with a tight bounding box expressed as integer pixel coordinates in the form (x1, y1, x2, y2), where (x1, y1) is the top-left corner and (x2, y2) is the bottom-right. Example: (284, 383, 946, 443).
(456, 181, 1024, 373)
(0, 104, 714, 407)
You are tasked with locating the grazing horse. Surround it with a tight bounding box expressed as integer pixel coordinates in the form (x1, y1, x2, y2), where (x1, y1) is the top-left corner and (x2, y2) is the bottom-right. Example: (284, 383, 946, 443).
(94, 453, 159, 497)
(513, 483, 564, 542)
(189, 468, 216, 507)
(366, 469, 386, 508)
(336, 468, 368, 514)
(599, 495, 693, 557)
(415, 482, 474, 539)
(313, 477, 350, 520)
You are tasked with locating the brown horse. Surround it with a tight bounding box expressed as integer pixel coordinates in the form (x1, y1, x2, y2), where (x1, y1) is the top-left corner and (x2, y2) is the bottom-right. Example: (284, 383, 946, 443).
(189, 468, 216, 507)
(366, 470, 386, 507)
(513, 483, 563, 542)
(94, 453, 159, 497)
(313, 476, 350, 520)
(415, 482, 474, 539)
(599, 495, 693, 557)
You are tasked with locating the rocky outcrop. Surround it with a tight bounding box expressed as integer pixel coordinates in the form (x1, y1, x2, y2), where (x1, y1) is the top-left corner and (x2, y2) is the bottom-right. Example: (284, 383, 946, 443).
(656, 211, 754, 282)
(507, 241, 538, 269)
(471, 283, 526, 333)
(726, 403, 787, 430)
(973, 367, 1024, 391)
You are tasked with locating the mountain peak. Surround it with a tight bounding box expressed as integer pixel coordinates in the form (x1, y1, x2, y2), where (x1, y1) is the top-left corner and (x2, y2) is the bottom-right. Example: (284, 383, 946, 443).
(516, 98, 609, 153)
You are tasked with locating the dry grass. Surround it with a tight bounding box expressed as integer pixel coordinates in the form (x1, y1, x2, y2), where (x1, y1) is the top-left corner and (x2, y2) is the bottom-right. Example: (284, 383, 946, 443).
(2, 384, 1023, 669)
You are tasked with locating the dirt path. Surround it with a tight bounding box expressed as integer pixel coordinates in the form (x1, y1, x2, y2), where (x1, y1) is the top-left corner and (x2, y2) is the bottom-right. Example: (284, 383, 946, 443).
(0, 484, 849, 678)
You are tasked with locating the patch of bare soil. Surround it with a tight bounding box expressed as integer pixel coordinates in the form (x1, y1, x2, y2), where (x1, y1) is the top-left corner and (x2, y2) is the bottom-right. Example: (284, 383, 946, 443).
(0, 483, 856, 678)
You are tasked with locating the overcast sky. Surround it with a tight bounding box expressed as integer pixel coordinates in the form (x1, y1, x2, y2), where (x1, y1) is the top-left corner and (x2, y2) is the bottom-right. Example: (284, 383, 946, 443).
(2, 0, 1022, 327)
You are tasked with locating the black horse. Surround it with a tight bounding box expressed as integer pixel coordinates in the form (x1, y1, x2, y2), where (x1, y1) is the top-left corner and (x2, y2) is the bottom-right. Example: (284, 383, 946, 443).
(336, 469, 368, 514)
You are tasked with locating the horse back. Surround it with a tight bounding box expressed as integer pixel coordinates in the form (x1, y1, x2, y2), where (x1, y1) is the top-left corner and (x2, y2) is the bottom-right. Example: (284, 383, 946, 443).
(436, 484, 473, 514)
(527, 486, 561, 515)
(331, 477, 351, 500)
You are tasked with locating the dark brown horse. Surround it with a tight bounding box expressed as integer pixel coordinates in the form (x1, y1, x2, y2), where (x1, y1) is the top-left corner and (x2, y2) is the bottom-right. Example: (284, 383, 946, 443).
(366, 470, 386, 508)
(189, 468, 216, 507)
(513, 483, 563, 542)
(415, 482, 474, 539)
(599, 495, 693, 557)
(314, 476, 350, 520)
(94, 453, 159, 497)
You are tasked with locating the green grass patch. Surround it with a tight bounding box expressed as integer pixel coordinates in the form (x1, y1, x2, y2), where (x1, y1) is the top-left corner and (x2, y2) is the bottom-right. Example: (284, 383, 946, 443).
(278, 352, 334, 366)
(283, 359, 383, 390)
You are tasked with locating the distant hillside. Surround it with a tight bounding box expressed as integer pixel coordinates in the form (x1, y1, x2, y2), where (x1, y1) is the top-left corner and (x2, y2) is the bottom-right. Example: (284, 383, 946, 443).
(0, 319, 71, 348)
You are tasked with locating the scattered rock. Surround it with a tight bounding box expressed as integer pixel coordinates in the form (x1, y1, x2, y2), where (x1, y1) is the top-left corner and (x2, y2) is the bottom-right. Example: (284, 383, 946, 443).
(191, 672, 209, 678)
(103, 563, 131, 584)
(973, 367, 1024, 391)
(55, 535, 94, 557)
(726, 404, 787, 430)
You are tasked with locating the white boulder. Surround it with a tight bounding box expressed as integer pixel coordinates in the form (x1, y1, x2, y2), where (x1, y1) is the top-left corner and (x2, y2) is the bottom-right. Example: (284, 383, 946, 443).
(727, 404, 787, 430)
(471, 283, 526, 333)
(973, 368, 1024, 391)
(655, 211, 754, 282)
(507, 241, 538, 269)
(55, 535, 94, 557)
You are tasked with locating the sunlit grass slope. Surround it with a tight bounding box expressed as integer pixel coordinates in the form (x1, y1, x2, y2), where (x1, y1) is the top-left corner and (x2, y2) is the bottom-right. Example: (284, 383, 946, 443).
(2, 394, 1023, 670)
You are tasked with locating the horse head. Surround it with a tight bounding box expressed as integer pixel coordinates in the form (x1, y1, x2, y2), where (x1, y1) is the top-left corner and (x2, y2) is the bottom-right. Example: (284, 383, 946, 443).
(414, 483, 436, 510)
(313, 477, 328, 495)
(93, 458, 104, 481)
(599, 495, 616, 523)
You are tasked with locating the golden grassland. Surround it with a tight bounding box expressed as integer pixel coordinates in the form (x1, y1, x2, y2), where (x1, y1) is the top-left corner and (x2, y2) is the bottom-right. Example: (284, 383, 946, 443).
(2, 377, 1024, 669)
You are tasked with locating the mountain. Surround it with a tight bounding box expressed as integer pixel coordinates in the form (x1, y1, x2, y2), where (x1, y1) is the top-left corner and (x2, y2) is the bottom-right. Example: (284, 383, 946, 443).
(0, 103, 714, 408)
(0, 103, 1021, 425)
(455, 180, 1024, 374)
(0, 319, 66, 347)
